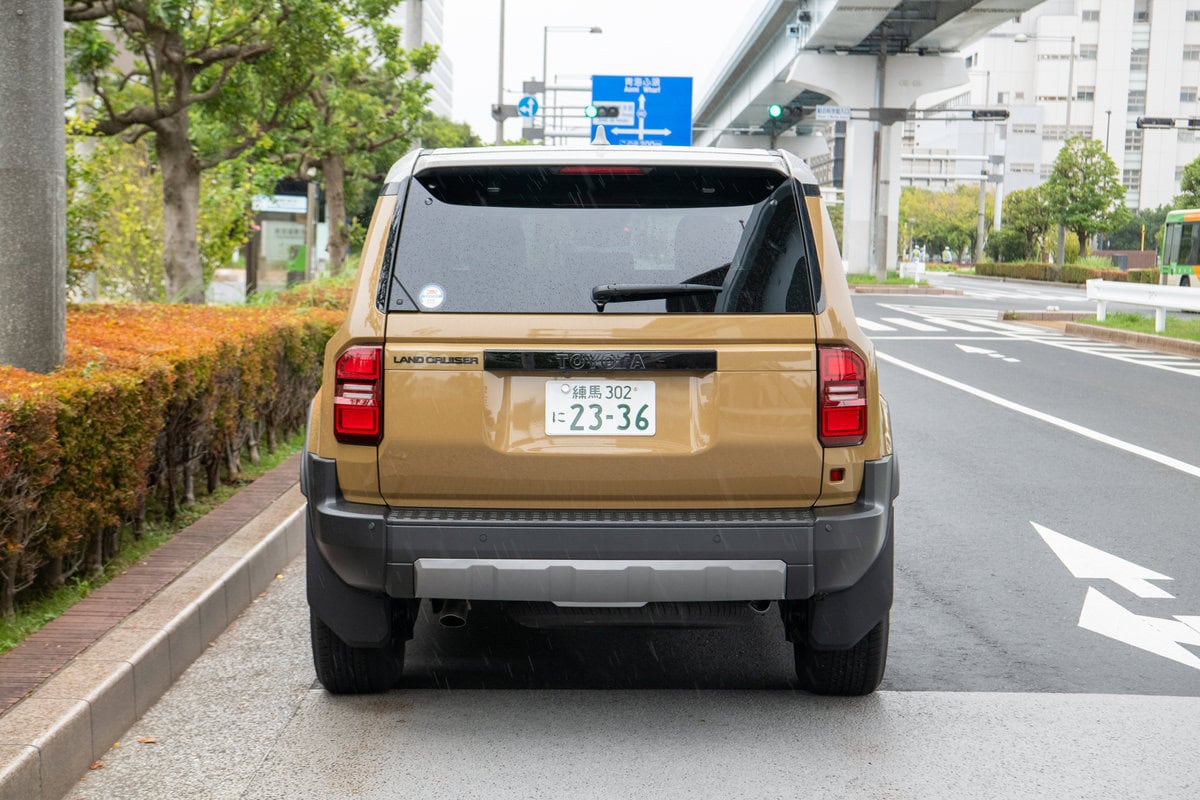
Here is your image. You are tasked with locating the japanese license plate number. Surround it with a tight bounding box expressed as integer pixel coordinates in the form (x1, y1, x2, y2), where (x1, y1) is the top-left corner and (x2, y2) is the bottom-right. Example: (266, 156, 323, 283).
(545, 380, 656, 436)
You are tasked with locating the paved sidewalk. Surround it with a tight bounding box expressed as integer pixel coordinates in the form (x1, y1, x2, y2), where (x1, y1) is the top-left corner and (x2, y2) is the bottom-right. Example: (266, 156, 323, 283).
(0, 455, 306, 800)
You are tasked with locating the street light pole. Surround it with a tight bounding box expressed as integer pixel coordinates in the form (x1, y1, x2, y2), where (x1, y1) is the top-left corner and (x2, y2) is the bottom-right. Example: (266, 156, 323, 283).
(1057, 35, 1076, 267)
(495, 0, 506, 146)
(541, 26, 602, 145)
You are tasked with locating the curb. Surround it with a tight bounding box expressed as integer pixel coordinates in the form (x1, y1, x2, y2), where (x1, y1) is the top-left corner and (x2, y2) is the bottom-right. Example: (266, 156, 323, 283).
(0, 482, 305, 800)
(1003, 311, 1092, 322)
(1063, 322, 1200, 358)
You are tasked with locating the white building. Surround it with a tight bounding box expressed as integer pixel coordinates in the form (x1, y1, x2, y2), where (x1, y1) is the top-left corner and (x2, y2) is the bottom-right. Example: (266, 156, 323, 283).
(905, 0, 1200, 210)
(393, 0, 454, 119)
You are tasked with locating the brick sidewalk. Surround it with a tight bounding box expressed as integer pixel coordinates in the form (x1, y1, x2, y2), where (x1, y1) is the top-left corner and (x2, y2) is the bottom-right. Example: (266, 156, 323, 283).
(0, 454, 302, 715)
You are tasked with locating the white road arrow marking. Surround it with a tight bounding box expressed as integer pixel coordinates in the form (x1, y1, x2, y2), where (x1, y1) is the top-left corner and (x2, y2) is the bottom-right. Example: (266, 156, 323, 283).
(955, 344, 1019, 363)
(1078, 588, 1200, 671)
(1032, 522, 1175, 598)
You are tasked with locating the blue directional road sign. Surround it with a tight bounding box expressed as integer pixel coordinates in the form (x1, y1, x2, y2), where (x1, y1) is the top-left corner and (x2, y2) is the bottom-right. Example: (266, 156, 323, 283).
(590, 75, 692, 146)
(517, 96, 539, 118)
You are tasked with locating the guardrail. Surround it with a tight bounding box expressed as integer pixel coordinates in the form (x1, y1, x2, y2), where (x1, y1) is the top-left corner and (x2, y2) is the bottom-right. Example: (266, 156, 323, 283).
(1085, 278, 1200, 333)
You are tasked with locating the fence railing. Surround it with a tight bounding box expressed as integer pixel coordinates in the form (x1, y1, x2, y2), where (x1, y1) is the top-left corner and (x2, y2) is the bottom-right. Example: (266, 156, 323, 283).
(1086, 278, 1200, 332)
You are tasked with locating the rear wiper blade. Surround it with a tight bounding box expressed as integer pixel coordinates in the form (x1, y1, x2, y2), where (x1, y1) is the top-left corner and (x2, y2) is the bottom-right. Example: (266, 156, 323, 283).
(590, 283, 722, 312)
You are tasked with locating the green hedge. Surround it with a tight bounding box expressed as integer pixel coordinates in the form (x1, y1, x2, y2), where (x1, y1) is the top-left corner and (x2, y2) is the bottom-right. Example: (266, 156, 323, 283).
(0, 304, 341, 619)
(976, 262, 1160, 285)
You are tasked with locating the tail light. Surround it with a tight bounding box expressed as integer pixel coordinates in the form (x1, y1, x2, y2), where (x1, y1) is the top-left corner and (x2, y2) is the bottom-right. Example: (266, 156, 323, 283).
(818, 346, 867, 447)
(333, 345, 382, 445)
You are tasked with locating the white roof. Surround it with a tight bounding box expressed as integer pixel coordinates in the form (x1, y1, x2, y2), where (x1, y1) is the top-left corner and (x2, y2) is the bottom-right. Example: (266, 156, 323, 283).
(385, 145, 817, 185)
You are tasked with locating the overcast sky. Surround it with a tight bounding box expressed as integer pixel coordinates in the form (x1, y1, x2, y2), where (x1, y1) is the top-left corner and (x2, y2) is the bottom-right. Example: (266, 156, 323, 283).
(441, 0, 773, 143)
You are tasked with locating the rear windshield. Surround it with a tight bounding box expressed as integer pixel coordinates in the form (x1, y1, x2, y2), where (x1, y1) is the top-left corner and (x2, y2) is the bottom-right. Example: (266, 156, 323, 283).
(383, 165, 818, 314)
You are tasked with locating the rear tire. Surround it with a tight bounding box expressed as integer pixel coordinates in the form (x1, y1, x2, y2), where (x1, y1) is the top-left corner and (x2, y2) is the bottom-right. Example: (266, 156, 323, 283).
(1182, 275, 1191, 287)
(793, 616, 889, 696)
(311, 611, 405, 694)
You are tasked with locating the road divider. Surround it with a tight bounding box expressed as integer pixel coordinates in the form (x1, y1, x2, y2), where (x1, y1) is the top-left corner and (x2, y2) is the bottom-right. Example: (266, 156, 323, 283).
(1086, 278, 1200, 333)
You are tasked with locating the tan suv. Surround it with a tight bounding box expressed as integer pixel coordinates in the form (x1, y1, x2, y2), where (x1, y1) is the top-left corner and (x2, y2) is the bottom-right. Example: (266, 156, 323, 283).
(302, 145, 898, 695)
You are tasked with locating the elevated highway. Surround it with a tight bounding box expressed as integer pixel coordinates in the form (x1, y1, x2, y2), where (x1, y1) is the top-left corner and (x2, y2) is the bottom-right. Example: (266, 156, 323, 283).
(694, 1, 1043, 274)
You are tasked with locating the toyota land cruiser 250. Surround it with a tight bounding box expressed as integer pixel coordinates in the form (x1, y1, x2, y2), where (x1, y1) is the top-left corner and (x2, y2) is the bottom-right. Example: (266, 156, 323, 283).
(302, 145, 898, 696)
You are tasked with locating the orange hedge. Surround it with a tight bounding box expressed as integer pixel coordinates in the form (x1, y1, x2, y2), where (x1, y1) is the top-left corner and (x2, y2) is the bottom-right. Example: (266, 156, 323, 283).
(0, 303, 341, 618)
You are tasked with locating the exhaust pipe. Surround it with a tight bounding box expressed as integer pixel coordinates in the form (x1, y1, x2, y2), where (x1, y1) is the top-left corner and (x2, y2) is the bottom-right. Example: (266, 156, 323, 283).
(747, 600, 772, 614)
(438, 599, 470, 628)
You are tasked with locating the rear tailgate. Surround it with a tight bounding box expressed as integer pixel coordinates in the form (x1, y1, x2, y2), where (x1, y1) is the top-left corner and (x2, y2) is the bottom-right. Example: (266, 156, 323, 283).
(379, 313, 821, 508)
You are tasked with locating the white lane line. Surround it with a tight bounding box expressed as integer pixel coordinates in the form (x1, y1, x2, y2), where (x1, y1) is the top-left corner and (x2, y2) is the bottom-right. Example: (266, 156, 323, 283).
(877, 351, 1200, 481)
(881, 317, 944, 332)
(856, 318, 898, 332)
(877, 303, 1004, 319)
(962, 318, 1035, 332)
(871, 336, 1026, 341)
(929, 318, 996, 333)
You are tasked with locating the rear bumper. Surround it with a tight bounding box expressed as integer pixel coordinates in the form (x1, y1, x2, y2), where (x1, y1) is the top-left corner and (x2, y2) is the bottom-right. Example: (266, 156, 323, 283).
(304, 451, 897, 644)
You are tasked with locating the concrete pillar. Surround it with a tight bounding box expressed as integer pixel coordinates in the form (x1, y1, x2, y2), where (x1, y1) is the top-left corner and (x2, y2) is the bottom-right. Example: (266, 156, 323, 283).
(0, 2, 66, 373)
(785, 52, 969, 275)
(842, 120, 877, 273)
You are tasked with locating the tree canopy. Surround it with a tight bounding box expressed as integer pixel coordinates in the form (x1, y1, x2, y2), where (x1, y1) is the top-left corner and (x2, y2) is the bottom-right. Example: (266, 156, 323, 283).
(1043, 136, 1130, 257)
(1173, 154, 1200, 209)
(899, 185, 993, 260)
(1001, 185, 1055, 261)
(62, 1, 431, 300)
(269, 13, 436, 271)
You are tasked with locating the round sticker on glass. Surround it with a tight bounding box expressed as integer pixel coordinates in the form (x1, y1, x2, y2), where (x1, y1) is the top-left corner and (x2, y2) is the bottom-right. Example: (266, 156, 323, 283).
(418, 284, 445, 310)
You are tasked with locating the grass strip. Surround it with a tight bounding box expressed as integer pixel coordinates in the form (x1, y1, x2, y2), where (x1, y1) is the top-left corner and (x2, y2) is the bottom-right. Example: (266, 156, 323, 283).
(0, 430, 305, 655)
(1081, 312, 1200, 342)
(846, 271, 927, 286)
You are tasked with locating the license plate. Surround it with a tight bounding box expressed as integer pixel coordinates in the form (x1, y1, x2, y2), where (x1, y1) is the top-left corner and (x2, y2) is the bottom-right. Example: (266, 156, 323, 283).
(545, 380, 656, 436)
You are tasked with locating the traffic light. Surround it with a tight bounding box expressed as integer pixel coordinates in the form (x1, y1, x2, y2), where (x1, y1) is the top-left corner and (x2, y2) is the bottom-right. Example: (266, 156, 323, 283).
(767, 103, 784, 119)
(970, 109, 1010, 120)
(585, 104, 621, 119)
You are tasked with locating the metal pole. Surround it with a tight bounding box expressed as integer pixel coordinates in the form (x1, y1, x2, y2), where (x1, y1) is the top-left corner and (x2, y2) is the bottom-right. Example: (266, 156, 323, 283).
(976, 162, 988, 263)
(976, 72, 990, 262)
(1105, 109, 1112, 153)
(1056, 35, 1076, 267)
(870, 29, 889, 280)
(0, 2, 65, 372)
(1065, 36, 1076, 131)
(495, 0, 506, 146)
(304, 179, 317, 282)
(994, 171, 1005, 232)
(542, 26, 549, 145)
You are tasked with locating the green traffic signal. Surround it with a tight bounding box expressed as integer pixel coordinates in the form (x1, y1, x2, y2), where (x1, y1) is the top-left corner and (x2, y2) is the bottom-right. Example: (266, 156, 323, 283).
(768, 103, 784, 119)
(585, 104, 598, 119)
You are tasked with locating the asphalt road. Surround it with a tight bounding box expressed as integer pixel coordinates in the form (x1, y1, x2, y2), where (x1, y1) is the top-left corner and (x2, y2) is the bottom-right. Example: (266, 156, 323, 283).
(72, 276, 1200, 799)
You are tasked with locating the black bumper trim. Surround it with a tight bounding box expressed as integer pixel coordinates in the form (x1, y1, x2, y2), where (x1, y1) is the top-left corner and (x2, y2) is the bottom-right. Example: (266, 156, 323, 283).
(304, 451, 896, 600)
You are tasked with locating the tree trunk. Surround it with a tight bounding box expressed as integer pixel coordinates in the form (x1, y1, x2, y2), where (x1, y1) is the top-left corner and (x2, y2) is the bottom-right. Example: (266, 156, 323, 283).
(0, 558, 16, 622)
(45, 555, 63, 589)
(155, 111, 205, 303)
(85, 528, 103, 578)
(1075, 229, 1089, 258)
(323, 154, 348, 273)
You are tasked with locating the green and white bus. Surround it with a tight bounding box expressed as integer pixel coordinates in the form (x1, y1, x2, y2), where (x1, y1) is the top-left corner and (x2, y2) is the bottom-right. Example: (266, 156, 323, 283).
(1160, 208, 1200, 286)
